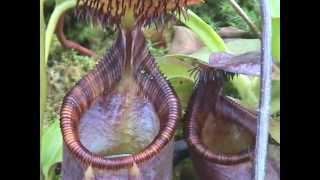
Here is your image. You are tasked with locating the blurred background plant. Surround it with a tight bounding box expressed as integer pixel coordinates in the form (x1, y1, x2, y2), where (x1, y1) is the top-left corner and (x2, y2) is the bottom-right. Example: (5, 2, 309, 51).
(40, 0, 279, 179)
(190, 0, 261, 33)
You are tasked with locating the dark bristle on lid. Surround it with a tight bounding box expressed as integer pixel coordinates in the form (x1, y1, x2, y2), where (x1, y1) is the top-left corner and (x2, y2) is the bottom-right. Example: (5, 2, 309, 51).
(75, 0, 189, 28)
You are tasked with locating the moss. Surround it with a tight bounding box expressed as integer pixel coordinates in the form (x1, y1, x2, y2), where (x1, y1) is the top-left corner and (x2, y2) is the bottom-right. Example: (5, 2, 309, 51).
(44, 36, 98, 127)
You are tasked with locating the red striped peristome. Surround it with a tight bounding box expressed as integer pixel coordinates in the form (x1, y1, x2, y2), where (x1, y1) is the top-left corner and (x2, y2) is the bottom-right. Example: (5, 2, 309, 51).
(183, 66, 279, 180)
(75, 0, 196, 27)
(60, 27, 181, 179)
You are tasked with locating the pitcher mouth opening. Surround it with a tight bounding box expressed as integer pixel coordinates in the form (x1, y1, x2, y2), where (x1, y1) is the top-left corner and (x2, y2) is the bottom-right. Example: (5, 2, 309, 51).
(60, 73, 180, 170)
(186, 95, 256, 165)
(60, 29, 181, 170)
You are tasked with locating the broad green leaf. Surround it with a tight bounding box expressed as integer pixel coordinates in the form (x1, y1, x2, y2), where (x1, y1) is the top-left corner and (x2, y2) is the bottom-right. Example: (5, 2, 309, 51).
(272, 18, 280, 62)
(41, 120, 63, 178)
(177, 9, 228, 52)
(270, 0, 280, 62)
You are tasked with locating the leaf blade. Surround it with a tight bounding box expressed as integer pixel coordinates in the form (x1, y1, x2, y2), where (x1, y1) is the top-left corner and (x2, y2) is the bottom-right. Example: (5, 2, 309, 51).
(41, 120, 63, 178)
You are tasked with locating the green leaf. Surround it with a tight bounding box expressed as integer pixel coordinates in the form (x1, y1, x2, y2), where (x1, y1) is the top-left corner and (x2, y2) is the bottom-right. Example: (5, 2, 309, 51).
(188, 47, 212, 63)
(270, 0, 280, 62)
(169, 78, 194, 111)
(272, 18, 280, 62)
(157, 57, 195, 110)
(270, 0, 280, 18)
(41, 120, 63, 178)
(225, 39, 261, 55)
(177, 9, 228, 52)
(270, 117, 280, 144)
(157, 56, 195, 81)
(230, 75, 260, 110)
(249, 79, 280, 114)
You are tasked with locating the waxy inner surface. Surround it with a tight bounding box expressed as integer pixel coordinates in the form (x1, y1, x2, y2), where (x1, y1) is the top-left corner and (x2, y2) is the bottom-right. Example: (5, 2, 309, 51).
(201, 113, 254, 154)
(79, 74, 160, 156)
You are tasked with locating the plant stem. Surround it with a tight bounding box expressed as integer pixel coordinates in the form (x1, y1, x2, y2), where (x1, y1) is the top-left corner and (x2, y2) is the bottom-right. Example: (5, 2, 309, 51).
(45, 0, 76, 64)
(56, 13, 97, 57)
(227, 0, 261, 37)
(254, 0, 272, 179)
(40, 0, 46, 141)
(40, 0, 46, 177)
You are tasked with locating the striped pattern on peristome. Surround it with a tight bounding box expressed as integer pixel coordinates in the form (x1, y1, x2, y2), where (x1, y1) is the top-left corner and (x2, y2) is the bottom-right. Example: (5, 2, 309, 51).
(60, 28, 181, 170)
